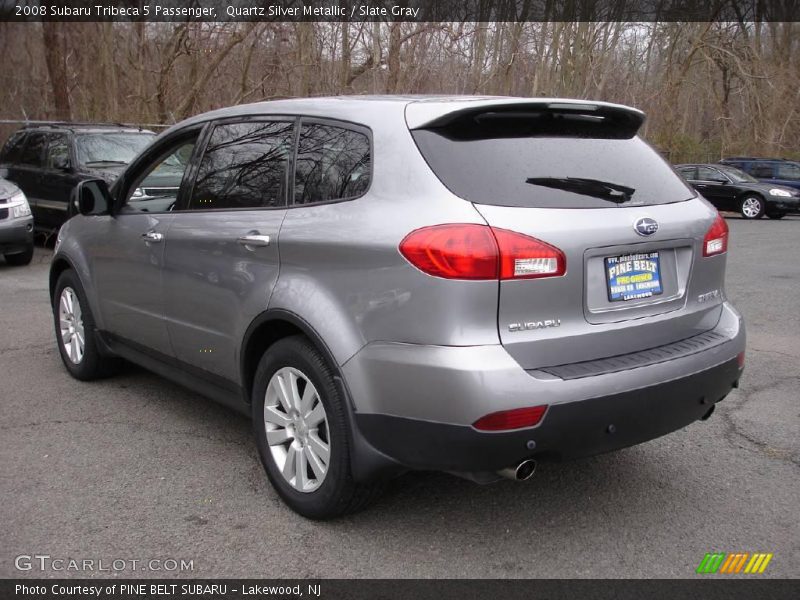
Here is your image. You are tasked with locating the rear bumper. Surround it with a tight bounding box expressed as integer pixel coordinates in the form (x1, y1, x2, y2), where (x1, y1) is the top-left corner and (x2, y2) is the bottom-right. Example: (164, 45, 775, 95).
(355, 357, 741, 471)
(343, 301, 745, 474)
(0, 216, 34, 253)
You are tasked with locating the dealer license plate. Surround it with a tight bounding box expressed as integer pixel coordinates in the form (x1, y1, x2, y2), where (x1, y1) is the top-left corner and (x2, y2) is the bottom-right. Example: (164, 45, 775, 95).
(605, 251, 663, 302)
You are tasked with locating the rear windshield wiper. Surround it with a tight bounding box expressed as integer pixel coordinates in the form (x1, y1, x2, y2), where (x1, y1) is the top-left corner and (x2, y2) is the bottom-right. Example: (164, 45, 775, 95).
(525, 177, 636, 204)
(84, 160, 128, 166)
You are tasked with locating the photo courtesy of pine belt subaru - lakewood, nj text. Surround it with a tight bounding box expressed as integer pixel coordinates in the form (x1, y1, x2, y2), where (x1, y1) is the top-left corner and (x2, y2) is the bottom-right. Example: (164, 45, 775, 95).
(49, 96, 746, 519)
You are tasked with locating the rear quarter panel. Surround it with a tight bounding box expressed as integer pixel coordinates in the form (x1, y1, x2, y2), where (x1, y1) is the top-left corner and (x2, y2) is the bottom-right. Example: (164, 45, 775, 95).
(269, 109, 501, 367)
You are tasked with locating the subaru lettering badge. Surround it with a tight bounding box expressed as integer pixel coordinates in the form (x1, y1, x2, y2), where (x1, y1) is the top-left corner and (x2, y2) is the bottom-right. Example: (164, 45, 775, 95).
(634, 217, 659, 236)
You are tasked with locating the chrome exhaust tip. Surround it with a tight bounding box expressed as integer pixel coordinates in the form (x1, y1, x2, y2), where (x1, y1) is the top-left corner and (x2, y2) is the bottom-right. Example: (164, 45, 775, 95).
(497, 459, 537, 481)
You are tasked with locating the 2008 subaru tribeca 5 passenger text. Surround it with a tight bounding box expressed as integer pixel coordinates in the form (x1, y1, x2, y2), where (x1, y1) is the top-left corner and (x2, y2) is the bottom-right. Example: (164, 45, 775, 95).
(50, 96, 745, 518)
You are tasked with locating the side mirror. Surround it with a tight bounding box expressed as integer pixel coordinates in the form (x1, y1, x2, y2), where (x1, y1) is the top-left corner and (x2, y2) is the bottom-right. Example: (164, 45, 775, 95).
(71, 179, 112, 217)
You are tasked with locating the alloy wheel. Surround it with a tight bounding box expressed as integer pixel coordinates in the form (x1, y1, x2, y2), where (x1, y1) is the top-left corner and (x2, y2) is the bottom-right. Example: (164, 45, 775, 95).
(742, 197, 762, 218)
(58, 287, 85, 364)
(264, 367, 330, 493)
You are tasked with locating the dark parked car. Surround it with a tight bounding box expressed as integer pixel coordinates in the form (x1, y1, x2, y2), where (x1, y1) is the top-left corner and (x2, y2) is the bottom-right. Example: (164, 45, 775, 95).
(0, 123, 155, 231)
(675, 163, 800, 219)
(0, 177, 34, 265)
(719, 157, 800, 192)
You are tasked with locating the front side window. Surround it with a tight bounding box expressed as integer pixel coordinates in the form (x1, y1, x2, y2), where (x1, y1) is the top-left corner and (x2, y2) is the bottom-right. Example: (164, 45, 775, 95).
(74, 133, 155, 167)
(45, 134, 70, 170)
(751, 163, 775, 178)
(294, 123, 371, 205)
(697, 166, 726, 182)
(776, 162, 800, 180)
(122, 135, 198, 213)
(717, 165, 758, 183)
(189, 121, 294, 210)
(18, 132, 47, 167)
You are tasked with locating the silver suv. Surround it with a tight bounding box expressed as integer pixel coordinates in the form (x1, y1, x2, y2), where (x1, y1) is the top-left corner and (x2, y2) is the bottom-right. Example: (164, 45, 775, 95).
(50, 97, 746, 518)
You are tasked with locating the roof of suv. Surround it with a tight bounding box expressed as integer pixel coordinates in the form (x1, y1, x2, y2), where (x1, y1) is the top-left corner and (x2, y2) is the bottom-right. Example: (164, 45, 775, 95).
(165, 95, 645, 136)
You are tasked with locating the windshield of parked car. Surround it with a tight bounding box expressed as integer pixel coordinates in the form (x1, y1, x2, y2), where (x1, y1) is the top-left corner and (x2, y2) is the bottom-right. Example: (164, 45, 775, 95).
(717, 165, 759, 184)
(74, 133, 155, 166)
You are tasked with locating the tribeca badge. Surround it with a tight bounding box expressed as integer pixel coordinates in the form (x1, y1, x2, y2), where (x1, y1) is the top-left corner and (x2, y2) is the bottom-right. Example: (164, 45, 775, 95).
(696, 552, 773, 574)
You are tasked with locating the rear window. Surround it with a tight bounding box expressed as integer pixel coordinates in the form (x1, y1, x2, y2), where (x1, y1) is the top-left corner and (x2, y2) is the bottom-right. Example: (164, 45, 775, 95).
(412, 111, 695, 209)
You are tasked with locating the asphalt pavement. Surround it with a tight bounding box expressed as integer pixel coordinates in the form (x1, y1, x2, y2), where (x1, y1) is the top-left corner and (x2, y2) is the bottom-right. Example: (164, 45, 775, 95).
(1, 216, 798, 579)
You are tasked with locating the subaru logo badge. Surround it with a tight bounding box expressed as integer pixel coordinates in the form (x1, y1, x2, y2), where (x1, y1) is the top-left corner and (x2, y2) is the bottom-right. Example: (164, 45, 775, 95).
(634, 217, 659, 236)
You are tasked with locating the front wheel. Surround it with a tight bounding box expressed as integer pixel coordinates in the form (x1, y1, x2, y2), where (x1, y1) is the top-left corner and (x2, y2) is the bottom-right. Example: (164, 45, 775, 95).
(739, 195, 765, 219)
(53, 270, 120, 380)
(251, 336, 383, 519)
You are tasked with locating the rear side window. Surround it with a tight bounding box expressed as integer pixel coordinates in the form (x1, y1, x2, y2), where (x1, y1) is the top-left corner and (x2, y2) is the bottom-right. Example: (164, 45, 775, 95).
(676, 166, 697, 179)
(190, 121, 294, 210)
(776, 163, 800, 180)
(412, 110, 695, 209)
(17, 132, 47, 167)
(294, 123, 370, 205)
(1, 132, 28, 164)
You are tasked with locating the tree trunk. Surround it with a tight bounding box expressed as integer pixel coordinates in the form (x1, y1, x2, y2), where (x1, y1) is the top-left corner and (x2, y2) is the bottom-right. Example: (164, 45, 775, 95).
(42, 22, 71, 120)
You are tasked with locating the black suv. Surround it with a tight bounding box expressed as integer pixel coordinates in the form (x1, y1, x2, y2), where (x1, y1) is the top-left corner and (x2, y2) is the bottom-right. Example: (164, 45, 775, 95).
(0, 123, 155, 231)
(675, 163, 800, 219)
(719, 157, 800, 192)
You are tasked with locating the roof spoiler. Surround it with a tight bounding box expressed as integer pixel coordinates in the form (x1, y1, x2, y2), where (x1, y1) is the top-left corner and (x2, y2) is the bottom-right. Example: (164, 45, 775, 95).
(407, 100, 645, 139)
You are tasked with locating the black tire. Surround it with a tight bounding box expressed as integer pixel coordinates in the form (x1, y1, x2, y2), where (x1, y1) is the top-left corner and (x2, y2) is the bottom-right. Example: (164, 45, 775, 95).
(739, 194, 765, 219)
(4, 244, 34, 266)
(53, 270, 121, 380)
(767, 212, 786, 220)
(251, 335, 384, 519)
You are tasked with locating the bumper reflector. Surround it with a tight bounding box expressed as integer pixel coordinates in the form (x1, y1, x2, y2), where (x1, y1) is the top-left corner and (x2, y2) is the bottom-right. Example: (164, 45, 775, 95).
(473, 405, 548, 431)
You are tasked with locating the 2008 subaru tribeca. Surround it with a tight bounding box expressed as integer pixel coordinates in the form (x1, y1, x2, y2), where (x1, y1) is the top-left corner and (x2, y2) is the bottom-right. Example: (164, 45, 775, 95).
(50, 96, 745, 518)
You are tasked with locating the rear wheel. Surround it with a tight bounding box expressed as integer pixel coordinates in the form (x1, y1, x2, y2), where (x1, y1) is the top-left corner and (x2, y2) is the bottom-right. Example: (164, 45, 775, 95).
(53, 270, 120, 380)
(739, 195, 765, 219)
(4, 244, 33, 266)
(251, 336, 383, 519)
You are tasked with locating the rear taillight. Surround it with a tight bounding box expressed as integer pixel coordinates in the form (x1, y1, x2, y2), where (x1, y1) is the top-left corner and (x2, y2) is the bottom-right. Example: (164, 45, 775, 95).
(473, 405, 548, 431)
(399, 224, 566, 280)
(492, 227, 566, 279)
(703, 213, 729, 257)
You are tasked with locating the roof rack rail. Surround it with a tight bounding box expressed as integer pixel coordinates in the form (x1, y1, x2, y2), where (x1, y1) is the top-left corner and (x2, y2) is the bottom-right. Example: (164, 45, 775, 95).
(723, 156, 794, 162)
(0, 119, 166, 130)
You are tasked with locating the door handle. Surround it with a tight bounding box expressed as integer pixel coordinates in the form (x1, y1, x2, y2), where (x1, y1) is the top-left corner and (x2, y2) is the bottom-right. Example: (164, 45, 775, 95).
(142, 231, 163, 243)
(237, 234, 271, 249)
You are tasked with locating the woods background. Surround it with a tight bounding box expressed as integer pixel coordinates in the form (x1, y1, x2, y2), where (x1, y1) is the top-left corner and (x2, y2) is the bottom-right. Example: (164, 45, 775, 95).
(0, 19, 797, 162)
